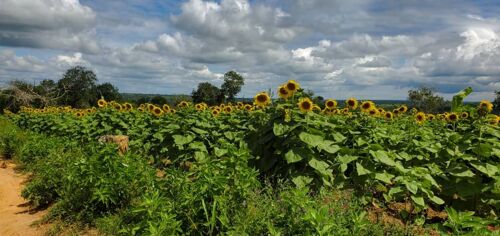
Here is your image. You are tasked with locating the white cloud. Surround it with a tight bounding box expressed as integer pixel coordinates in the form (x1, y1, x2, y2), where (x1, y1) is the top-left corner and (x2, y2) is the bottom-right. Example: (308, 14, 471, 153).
(0, 0, 99, 53)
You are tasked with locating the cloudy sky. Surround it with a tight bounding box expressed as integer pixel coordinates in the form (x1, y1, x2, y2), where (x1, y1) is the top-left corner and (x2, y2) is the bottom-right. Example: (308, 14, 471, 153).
(0, 0, 499, 100)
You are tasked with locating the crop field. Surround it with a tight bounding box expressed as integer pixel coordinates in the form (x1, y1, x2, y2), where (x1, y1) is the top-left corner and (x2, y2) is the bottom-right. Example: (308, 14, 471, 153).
(1, 80, 500, 235)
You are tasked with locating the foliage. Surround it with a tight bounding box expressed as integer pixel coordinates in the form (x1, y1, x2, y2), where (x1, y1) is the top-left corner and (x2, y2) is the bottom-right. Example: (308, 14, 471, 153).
(57, 66, 98, 108)
(192, 82, 222, 105)
(408, 86, 449, 113)
(221, 71, 245, 102)
(451, 87, 473, 112)
(3, 79, 500, 235)
(0, 117, 26, 159)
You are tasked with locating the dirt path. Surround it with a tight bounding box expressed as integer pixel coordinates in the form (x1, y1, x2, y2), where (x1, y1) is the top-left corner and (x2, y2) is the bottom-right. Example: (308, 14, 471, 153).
(0, 159, 48, 236)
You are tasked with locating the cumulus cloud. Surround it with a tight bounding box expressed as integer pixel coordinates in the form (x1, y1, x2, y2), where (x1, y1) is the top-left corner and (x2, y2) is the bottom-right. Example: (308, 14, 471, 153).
(0, 0, 100, 53)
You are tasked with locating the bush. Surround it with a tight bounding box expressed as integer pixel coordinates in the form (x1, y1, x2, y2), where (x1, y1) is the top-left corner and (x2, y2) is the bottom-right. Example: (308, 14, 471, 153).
(0, 117, 26, 159)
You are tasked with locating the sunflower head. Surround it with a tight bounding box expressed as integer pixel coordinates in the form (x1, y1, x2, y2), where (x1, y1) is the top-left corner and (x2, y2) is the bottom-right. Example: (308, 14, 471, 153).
(399, 105, 408, 113)
(254, 92, 271, 107)
(325, 99, 338, 109)
(152, 106, 163, 116)
(341, 108, 350, 115)
(410, 108, 418, 114)
(237, 102, 244, 108)
(224, 106, 233, 113)
(427, 114, 435, 121)
(195, 103, 205, 111)
(415, 112, 426, 124)
(446, 113, 459, 122)
(147, 104, 155, 111)
(76, 112, 84, 117)
(138, 107, 144, 112)
(178, 101, 189, 108)
(385, 111, 394, 120)
(124, 103, 133, 110)
(368, 108, 379, 116)
(298, 97, 314, 112)
(97, 98, 107, 108)
(211, 109, 220, 116)
(285, 80, 300, 92)
(244, 104, 253, 111)
(460, 111, 469, 119)
(393, 109, 400, 115)
(361, 101, 374, 112)
(346, 98, 358, 109)
(278, 85, 291, 99)
(478, 100, 493, 116)
(162, 104, 171, 112)
(113, 103, 123, 111)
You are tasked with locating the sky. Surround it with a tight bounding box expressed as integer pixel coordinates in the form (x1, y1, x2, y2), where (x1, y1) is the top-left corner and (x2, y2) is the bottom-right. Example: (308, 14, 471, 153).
(0, 0, 499, 101)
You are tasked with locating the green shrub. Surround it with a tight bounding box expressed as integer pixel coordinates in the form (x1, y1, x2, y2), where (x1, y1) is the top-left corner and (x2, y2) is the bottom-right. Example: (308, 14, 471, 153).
(0, 118, 26, 159)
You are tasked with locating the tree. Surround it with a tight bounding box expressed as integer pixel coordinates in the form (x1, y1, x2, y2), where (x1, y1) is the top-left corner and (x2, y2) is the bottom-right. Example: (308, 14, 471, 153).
(408, 87, 449, 113)
(221, 71, 244, 102)
(493, 90, 500, 114)
(94, 82, 121, 102)
(150, 96, 168, 105)
(192, 82, 222, 105)
(57, 66, 97, 108)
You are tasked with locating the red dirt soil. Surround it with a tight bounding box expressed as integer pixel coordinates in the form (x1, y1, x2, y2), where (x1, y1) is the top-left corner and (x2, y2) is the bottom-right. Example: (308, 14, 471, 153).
(0, 160, 48, 236)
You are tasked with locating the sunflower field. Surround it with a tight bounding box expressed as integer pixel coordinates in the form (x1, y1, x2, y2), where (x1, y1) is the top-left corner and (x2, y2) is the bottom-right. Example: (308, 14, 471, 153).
(2, 80, 500, 234)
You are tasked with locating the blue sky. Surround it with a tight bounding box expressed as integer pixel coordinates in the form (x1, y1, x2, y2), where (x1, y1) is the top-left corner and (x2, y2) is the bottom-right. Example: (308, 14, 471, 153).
(0, 0, 499, 100)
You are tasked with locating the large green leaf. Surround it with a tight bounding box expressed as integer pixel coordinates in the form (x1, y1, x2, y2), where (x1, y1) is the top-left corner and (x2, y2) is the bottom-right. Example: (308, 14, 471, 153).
(172, 134, 194, 146)
(356, 162, 372, 176)
(451, 87, 473, 112)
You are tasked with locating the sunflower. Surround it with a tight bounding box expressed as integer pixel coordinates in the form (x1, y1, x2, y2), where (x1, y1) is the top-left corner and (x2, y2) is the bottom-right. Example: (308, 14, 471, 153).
(437, 114, 445, 120)
(325, 99, 338, 109)
(113, 103, 123, 111)
(171, 109, 177, 114)
(138, 107, 144, 112)
(237, 102, 244, 109)
(254, 92, 271, 107)
(323, 108, 337, 115)
(195, 103, 205, 111)
(76, 112, 84, 117)
(162, 104, 171, 112)
(393, 109, 399, 116)
(399, 105, 408, 113)
(178, 101, 189, 108)
(385, 111, 394, 119)
(285, 80, 300, 93)
(298, 98, 314, 112)
(147, 104, 155, 111)
(488, 116, 499, 126)
(368, 108, 379, 116)
(86, 108, 92, 113)
(378, 108, 385, 113)
(211, 109, 220, 116)
(313, 105, 321, 112)
(427, 114, 435, 121)
(139, 104, 146, 109)
(152, 106, 163, 116)
(341, 108, 350, 115)
(346, 98, 358, 110)
(478, 100, 493, 112)
(278, 85, 291, 99)
(244, 104, 253, 111)
(410, 108, 418, 114)
(446, 113, 459, 122)
(360, 101, 374, 112)
(460, 112, 469, 119)
(97, 98, 107, 108)
(123, 103, 133, 111)
(224, 106, 233, 113)
(415, 112, 426, 124)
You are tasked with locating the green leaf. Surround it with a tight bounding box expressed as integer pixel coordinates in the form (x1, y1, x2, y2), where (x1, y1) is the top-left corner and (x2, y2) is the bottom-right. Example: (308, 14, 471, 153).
(284, 148, 305, 164)
(292, 175, 313, 188)
(317, 141, 340, 154)
(370, 150, 396, 167)
(375, 172, 394, 184)
(470, 163, 498, 177)
(405, 181, 419, 194)
(172, 134, 194, 146)
(338, 155, 358, 164)
(308, 157, 331, 176)
(299, 132, 324, 147)
(189, 141, 207, 152)
(411, 196, 425, 207)
(473, 143, 492, 157)
(214, 147, 228, 157)
(273, 123, 289, 136)
(429, 195, 445, 205)
(356, 162, 371, 176)
(451, 87, 473, 112)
